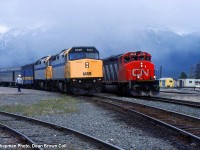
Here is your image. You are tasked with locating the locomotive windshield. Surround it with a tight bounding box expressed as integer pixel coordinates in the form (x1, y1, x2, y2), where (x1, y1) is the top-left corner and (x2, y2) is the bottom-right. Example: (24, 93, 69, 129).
(69, 52, 99, 60)
(124, 53, 151, 63)
(69, 47, 99, 60)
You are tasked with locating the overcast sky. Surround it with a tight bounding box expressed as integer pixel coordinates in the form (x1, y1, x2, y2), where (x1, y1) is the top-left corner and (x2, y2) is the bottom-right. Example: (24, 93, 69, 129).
(1, 0, 200, 33)
(0, 0, 200, 78)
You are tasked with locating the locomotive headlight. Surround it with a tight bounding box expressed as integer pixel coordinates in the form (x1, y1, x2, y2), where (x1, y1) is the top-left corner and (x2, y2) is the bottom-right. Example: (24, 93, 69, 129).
(97, 78, 102, 83)
(137, 76, 140, 78)
(79, 80, 82, 83)
(93, 79, 96, 82)
(154, 76, 156, 79)
(73, 79, 77, 82)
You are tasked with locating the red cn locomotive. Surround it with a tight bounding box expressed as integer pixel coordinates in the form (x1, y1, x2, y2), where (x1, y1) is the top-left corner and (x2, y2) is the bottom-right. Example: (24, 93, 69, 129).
(102, 51, 159, 96)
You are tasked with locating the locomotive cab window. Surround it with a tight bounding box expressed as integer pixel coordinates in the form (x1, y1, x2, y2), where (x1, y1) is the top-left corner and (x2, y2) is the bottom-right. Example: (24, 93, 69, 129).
(124, 56, 130, 63)
(86, 52, 99, 59)
(146, 56, 151, 61)
(131, 56, 138, 61)
(138, 56, 145, 60)
(69, 51, 99, 60)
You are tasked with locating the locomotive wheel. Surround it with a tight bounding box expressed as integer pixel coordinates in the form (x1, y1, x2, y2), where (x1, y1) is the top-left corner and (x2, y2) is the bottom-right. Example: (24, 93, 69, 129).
(66, 82, 72, 94)
(62, 83, 67, 93)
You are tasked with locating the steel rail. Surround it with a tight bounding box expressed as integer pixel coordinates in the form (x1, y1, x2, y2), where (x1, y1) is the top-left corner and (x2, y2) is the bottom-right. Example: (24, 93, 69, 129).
(0, 111, 122, 150)
(0, 123, 41, 150)
(160, 90, 196, 94)
(92, 95, 200, 144)
(143, 96, 200, 108)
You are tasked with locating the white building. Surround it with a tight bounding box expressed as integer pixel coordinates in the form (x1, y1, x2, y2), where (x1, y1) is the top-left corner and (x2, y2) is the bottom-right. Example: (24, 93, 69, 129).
(177, 79, 200, 87)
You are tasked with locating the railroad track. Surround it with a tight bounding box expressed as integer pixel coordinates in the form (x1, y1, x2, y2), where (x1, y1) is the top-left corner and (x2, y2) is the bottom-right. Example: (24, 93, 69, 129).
(0, 122, 35, 149)
(142, 96, 200, 108)
(160, 87, 200, 95)
(0, 111, 121, 150)
(90, 95, 200, 145)
(160, 90, 196, 94)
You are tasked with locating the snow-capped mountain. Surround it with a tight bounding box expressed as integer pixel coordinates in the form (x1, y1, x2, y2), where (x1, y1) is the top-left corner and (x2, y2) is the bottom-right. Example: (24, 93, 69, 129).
(0, 27, 200, 78)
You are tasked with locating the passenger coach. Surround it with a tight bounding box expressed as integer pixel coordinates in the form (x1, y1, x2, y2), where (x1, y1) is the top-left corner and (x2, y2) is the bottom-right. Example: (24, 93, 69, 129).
(0, 67, 22, 86)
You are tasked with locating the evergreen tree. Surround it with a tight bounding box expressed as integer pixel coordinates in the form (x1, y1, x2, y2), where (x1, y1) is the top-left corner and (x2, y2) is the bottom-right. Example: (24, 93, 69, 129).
(179, 72, 187, 79)
(195, 62, 200, 79)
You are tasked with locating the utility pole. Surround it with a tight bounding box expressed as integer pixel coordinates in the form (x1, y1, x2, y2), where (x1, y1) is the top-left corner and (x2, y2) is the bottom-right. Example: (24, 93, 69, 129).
(160, 66, 162, 78)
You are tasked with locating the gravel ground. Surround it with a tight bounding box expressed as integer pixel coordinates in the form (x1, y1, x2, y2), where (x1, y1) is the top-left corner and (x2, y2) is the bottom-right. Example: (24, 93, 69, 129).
(159, 88, 200, 102)
(99, 92, 200, 118)
(0, 87, 199, 150)
(35, 101, 187, 150)
(0, 87, 60, 106)
(0, 115, 98, 150)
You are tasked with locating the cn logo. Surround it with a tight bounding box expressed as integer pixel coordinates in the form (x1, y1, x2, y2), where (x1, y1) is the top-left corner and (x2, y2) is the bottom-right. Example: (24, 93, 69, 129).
(132, 69, 149, 76)
(85, 62, 89, 68)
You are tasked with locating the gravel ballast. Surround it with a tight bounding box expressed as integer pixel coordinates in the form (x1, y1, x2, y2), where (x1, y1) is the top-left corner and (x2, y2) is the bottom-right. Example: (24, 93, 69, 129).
(0, 87, 199, 149)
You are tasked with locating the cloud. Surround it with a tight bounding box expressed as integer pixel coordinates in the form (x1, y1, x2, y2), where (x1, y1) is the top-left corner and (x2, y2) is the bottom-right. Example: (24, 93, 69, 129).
(0, 26, 9, 34)
(0, 0, 200, 78)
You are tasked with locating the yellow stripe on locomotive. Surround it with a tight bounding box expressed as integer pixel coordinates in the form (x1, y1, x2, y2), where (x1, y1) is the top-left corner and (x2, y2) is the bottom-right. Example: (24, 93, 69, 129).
(45, 66, 52, 79)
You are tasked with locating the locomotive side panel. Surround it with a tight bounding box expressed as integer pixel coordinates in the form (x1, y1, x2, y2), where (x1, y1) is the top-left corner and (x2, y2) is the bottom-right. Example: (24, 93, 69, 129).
(103, 56, 119, 83)
(34, 65, 46, 80)
(34, 56, 52, 80)
(103, 62, 119, 82)
(51, 53, 65, 80)
(51, 61, 65, 80)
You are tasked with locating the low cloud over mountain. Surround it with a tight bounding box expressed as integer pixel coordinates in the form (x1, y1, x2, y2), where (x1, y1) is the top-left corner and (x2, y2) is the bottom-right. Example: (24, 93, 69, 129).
(0, 27, 199, 79)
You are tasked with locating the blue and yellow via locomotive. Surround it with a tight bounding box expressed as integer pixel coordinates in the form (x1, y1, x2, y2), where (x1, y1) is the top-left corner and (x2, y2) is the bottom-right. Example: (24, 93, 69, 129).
(0, 46, 103, 95)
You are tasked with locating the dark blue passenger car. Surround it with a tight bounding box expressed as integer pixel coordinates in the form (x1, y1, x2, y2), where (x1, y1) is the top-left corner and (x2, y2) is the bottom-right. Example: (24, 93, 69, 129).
(21, 64, 34, 88)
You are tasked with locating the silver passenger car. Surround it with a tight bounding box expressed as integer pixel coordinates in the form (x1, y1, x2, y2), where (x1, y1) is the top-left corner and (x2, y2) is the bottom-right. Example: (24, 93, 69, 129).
(0, 67, 22, 86)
